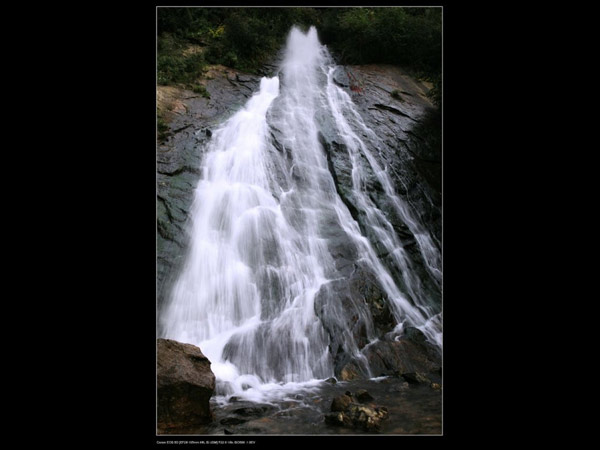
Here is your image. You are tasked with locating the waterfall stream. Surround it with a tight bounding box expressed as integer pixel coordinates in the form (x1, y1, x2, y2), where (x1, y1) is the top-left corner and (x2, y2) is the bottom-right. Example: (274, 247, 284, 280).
(160, 26, 441, 403)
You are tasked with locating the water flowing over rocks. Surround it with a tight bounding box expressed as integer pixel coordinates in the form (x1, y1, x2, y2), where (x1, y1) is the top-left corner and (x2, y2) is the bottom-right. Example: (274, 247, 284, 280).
(157, 66, 265, 323)
(156, 27, 442, 433)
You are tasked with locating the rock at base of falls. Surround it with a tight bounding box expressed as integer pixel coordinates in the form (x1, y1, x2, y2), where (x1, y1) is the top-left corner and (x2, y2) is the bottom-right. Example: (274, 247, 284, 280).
(331, 394, 353, 412)
(337, 327, 441, 380)
(402, 372, 431, 385)
(157, 338, 216, 432)
(355, 389, 374, 403)
(325, 394, 389, 432)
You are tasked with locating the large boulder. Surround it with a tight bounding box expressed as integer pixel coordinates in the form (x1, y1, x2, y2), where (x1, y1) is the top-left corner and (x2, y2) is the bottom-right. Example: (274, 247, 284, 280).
(157, 338, 216, 430)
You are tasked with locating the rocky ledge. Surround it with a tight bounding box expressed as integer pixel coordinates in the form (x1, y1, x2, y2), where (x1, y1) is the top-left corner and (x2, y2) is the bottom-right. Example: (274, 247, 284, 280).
(157, 338, 216, 433)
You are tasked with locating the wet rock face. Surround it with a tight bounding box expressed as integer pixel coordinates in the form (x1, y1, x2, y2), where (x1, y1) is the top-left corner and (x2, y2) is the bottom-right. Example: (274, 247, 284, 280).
(315, 65, 442, 379)
(402, 372, 431, 384)
(314, 261, 397, 379)
(321, 64, 442, 308)
(157, 339, 216, 430)
(338, 327, 441, 380)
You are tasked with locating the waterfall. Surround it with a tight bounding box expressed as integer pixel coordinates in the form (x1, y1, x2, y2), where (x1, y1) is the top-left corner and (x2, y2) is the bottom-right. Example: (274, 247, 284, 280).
(160, 26, 442, 402)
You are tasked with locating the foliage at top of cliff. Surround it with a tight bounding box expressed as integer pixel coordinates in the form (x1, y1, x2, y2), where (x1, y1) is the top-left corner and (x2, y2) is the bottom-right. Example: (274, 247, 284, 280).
(157, 7, 441, 105)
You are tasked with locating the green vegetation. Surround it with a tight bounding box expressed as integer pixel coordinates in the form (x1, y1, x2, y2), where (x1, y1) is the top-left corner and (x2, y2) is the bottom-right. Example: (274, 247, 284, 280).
(157, 116, 170, 141)
(193, 84, 211, 99)
(157, 33, 207, 86)
(157, 7, 441, 106)
(391, 90, 403, 101)
(320, 8, 441, 106)
(158, 8, 320, 75)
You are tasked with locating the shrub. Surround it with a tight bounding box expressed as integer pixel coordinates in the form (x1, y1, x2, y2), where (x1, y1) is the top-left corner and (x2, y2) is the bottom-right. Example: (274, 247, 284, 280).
(192, 84, 211, 99)
(157, 117, 170, 141)
(156, 7, 441, 107)
(157, 32, 206, 85)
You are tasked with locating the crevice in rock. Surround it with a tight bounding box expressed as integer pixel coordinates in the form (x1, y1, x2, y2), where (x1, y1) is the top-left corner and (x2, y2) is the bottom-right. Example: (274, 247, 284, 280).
(370, 84, 391, 95)
(157, 195, 188, 225)
(157, 195, 187, 243)
(157, 195, 174, 223)
(369, 104, 417, 121)
(157, 219, 174, 242)
(270, 132, 285, 153)
(157, 165, 202, 177)
(333, 79, 348, 88)
(171, 123, 193, 134)
(319, 134, 360, 223)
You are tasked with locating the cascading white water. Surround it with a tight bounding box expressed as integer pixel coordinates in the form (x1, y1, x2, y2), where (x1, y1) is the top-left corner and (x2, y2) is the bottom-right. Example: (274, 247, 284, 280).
(322, 66, 442, 347)
(160, 26, 442, 402)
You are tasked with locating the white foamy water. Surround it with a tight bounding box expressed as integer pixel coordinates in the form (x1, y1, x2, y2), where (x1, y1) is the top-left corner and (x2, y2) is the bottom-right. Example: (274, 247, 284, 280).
(160, 26, 442, 402)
